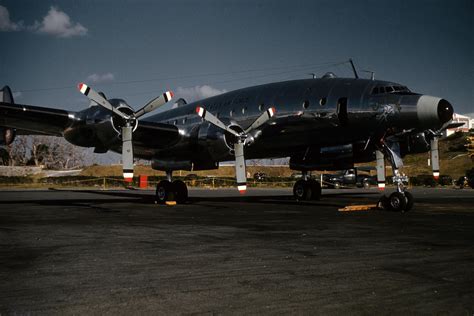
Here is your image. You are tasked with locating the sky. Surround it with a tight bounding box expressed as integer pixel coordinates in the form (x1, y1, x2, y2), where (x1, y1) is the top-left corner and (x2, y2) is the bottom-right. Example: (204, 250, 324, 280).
(0, 0, 473, 117)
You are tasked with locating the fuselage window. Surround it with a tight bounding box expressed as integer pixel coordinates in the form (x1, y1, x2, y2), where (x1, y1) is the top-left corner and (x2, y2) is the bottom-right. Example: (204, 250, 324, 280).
(302, 100, 310, 109)
(242, 107, 246, 114)
(173, 120, 177, 125)
(182, 117, 187, 124)
(230, 109, 234, 117)
(258, 103, 264, 111)
(319, 98, 327, 106)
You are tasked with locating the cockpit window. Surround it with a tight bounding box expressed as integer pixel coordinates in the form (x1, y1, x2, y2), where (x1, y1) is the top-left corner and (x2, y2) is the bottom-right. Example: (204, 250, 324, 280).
(371, 85, 411, 95)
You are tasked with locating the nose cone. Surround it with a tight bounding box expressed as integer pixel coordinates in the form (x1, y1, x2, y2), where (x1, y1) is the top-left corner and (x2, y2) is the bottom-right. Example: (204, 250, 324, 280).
(437, 99, 453, 124)
(417, 95, 454, 127)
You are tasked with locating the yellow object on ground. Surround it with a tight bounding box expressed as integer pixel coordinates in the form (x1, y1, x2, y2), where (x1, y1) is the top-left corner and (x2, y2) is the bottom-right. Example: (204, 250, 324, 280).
(338, 204, 378, 212)
(165, 201, 177, 206)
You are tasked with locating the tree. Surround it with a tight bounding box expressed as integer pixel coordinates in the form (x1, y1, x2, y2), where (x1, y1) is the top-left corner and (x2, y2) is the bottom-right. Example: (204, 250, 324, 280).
(6, 135, 88, 169)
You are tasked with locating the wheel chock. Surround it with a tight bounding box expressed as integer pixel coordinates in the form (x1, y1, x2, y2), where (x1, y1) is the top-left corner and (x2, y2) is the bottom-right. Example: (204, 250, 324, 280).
(165, 201, 177, 206)
(338, 204, 378, 212)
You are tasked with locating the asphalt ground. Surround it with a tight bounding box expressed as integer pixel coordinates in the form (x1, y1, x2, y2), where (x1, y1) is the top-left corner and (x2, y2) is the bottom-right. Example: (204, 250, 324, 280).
(0, 187, 473, 314)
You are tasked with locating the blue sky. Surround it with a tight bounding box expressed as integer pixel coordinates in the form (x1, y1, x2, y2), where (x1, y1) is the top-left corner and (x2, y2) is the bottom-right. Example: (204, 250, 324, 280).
(1, 0, 473, 115)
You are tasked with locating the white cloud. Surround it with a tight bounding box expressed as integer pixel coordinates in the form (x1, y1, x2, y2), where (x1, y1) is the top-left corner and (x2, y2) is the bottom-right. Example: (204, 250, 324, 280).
(86, 73, 115, 83)
(175, 85, 227, 103)
(0, 5, 23, 31)
(32, 6, 87, 38)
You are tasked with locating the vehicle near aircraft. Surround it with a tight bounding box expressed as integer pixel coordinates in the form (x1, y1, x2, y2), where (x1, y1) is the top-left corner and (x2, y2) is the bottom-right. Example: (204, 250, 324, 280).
(323, 167, 377, 189)
(0, 62, 457, 211)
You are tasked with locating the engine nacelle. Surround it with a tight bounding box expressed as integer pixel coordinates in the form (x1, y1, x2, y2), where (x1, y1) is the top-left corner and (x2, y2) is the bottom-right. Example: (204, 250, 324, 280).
(0, 127, 16, 145)
(151, 159, 218, 171)
(399, 132, 430, 156)
(290, 144, 354, 171)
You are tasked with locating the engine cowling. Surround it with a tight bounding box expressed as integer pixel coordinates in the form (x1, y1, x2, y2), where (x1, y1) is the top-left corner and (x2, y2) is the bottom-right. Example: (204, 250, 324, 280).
(0, 127, 16, 145)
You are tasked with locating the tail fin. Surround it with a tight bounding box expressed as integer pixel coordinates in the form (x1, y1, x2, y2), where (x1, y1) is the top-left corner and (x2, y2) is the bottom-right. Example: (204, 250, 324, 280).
(0, 86, 14, 104)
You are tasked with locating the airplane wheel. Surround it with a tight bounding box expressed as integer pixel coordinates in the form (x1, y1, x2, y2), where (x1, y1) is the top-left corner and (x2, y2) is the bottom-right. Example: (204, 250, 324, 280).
(309, 179, 321, 200)
(404, 191, 414, 212)
(156, 180, 173, 204)
(388, 192, 407, 212)
(173, 180, 188, 204)
(293, 179, 312, 201)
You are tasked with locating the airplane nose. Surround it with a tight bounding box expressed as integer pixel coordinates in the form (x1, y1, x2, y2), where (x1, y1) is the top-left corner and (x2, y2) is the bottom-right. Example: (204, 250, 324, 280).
(416, 95, 454, 127)
(437, 99, 453, 124)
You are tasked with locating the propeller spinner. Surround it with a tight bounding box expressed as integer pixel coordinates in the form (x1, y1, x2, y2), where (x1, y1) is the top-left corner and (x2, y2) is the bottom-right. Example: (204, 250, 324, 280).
(78, 83, 173, 180)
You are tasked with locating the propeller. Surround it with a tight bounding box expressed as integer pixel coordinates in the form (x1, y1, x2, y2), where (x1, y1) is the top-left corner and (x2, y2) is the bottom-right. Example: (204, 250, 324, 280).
(430, 137, 440, 180)
(78, 83, 173, 180)
(196, 106, 276, 193)
(375, 149, 386, 190)
(425, 121, 461, 180)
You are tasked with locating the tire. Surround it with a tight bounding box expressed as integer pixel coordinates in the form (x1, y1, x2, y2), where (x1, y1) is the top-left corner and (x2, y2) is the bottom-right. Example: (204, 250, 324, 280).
(388, 192, 407, 212)
(173, 180, 188, 204)
(309, 179, 322, 200)
(293, 179, 312, 201)
(333, 181, 341, 189)
(156, 180, 173, 203)
(363, 180, 370, 189)
(404, 191, 414, 212)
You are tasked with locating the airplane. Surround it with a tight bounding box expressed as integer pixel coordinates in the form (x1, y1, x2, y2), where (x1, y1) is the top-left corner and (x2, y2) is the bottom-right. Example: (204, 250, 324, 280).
(0, 62, 456, 212)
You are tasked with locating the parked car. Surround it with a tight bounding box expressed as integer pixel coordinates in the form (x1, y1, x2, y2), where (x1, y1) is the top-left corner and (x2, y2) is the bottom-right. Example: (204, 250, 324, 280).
(253, 172, 267, 181)
(323, 167, 377, 189)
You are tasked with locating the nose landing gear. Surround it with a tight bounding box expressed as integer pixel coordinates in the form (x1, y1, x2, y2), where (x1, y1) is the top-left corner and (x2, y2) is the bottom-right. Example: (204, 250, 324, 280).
(377, 141, 414, 212)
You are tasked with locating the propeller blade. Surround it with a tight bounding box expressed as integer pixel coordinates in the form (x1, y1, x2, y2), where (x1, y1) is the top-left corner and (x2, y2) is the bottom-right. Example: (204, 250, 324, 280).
(196, 106, 241, 137)
(375, 150, 386, 190)
(430, 137, 440, 179)
(244, 107, 276, 134)
(122, 125, 134, 181)
(78, 83, 129, 120)
(234, 141, 247, 194)
(134, 91, 174, 118)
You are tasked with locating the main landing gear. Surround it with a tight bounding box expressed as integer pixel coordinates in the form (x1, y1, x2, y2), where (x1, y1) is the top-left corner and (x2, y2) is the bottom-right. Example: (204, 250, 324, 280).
(155, 171, 188, 204)
(377, 142, 414, 212)
(293, 171, 322, 201)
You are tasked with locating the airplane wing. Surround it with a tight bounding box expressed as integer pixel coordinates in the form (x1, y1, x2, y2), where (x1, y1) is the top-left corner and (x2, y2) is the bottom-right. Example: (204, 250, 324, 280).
(0, 101, 180, 149)
(0, 101, 73, 136)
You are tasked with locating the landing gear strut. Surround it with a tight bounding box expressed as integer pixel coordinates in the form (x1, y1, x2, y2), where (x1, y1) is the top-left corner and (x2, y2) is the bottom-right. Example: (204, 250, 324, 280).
(155, 171, 189, 204)
(377, 141, 414, 212)
(293, 171, 322, 201)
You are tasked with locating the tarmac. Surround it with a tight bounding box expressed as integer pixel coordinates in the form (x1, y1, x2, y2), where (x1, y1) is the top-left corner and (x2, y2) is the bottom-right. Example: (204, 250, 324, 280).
(0, 187, 473, 314)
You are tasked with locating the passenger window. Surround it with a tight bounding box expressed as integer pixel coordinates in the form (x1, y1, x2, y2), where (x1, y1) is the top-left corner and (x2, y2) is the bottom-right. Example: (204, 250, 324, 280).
(302, 100, 310, 109)
(230, 109, 234, 117)
(242, 107, 246, 114)
(319, 98, 327, 106)
(258, 103, 264, 111)
(182, 117, 187, 124)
